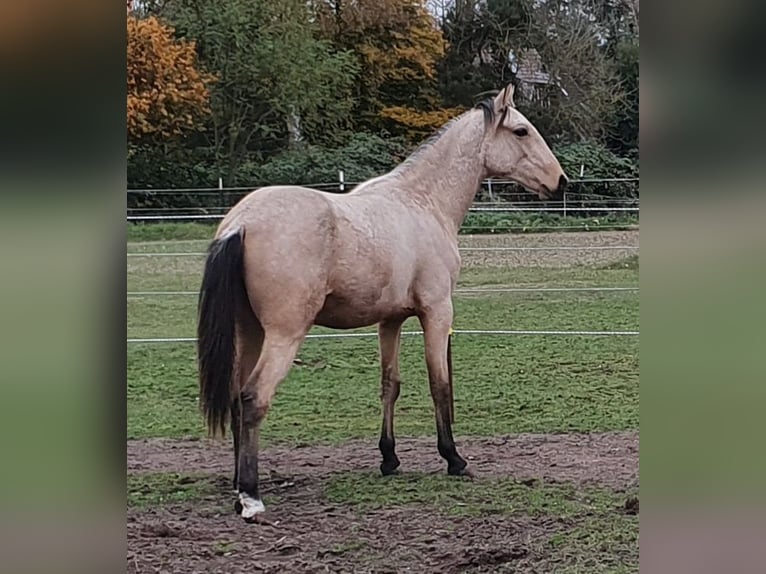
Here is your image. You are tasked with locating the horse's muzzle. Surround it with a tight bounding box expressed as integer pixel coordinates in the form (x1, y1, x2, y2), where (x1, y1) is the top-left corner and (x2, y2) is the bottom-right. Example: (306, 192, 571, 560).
(541, 175, 568, 201)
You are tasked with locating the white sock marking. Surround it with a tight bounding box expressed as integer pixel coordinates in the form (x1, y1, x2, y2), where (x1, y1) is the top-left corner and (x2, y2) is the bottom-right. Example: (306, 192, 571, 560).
(239, 492, 265, 518)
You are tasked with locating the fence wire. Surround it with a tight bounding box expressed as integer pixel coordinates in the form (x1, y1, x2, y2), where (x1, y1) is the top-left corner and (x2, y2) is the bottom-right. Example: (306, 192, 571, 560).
(126, 245, 637, 259)
(126, 286, 638, 298)
(128, 328, 639, 345)
(126, 177, 638, 194)
(127, 177, 638, 343)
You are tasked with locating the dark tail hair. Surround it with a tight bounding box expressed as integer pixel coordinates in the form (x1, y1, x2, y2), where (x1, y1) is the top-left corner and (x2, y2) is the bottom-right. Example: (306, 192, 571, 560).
(197, 230, 246, 437)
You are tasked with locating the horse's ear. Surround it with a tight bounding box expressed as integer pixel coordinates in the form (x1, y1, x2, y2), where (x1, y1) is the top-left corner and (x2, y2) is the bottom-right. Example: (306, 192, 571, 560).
(503, 83, 516, 108)
(493, 86, 507, 110)
(493, 83, 516, 111)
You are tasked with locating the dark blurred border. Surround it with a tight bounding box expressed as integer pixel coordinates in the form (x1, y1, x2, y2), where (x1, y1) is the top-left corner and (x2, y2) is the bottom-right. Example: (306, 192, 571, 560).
(642, 0, 766, 572)
(0, 0, 127, 571)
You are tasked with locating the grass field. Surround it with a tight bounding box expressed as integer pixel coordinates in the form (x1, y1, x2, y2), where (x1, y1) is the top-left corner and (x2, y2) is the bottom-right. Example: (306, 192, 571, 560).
(127, 229, 639, 572)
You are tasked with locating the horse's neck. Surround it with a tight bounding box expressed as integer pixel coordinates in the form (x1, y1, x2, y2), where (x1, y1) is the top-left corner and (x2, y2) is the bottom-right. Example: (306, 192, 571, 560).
(394, 111, 487, 234)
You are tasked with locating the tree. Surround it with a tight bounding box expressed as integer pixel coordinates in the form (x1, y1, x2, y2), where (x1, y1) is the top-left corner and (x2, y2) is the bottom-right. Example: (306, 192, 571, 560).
(438, 0, 533, 107)
(315, 0, 462, 141)
(524, 3, 626, 143)
(160, 0, 359, 183)
(126, 14, 214, 142)
(437, 0, 628, 145)
(605, 38, 639, 156)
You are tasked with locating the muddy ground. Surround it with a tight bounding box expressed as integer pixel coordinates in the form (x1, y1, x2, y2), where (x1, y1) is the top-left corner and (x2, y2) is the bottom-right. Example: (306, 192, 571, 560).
(128, 432, 638, 573)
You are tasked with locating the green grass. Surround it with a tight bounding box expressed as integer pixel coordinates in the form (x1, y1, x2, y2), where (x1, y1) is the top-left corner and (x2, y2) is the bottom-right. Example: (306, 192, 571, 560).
(460, 211, 639, 234)
(127, 215, 639, 242)
(127, 472, 283, 511)
(127, 235, 638, 571)
(324, 472, 627, 517)
(325, 472, 638, 573)
(128, 222, 218, 242)
(127, 243, 638, 441)
(128, 332, 638, 440)
(127, 472, 218, 508)
(601, 254, 639, 270)
(126, 469, 638, 573)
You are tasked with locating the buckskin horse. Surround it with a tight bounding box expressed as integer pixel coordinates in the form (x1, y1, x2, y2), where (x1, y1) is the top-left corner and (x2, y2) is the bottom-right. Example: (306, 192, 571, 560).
(197, 84, 568, 520)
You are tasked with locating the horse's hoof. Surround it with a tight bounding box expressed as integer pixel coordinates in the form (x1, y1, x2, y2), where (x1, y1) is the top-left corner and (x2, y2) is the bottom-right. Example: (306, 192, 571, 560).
(238, 492, 265, 519)
(234, 500, 243, 514)
(380, 460, 401, 476)
(448, 463, 475, 479)
(460, 466, 476, 479)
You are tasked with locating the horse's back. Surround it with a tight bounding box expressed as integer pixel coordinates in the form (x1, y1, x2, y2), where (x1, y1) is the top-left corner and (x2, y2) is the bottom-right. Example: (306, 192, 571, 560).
(215, 183, 454, 329)
(217, 185, 333, 236)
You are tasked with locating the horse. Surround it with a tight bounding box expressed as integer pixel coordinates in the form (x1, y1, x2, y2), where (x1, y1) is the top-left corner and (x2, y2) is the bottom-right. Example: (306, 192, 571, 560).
(197, 83, 568, 521)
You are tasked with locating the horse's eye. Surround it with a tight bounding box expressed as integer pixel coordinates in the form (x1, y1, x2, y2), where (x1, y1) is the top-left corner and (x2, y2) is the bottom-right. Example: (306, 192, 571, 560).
(513, 127, 529, 137)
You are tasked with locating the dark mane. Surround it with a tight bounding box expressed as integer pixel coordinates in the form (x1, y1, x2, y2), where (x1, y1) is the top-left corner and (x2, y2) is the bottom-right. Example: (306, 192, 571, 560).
(475, 99, 496, 126)
(392, 116, 462, 174)
(392, 102, 495, 176)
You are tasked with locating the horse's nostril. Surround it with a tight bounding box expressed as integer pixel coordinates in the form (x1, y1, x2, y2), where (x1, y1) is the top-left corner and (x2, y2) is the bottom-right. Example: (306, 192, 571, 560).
(558, 174, 569, 192)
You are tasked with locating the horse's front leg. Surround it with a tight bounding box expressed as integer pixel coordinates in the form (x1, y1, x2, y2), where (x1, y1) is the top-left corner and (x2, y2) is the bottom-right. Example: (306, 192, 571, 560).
(419, 303, 471, 476)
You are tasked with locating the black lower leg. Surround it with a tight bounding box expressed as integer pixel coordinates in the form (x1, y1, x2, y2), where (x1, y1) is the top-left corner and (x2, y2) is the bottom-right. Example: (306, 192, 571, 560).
(230, 401, 241, 489)
(235, 392, 262, 513)
(436, 404, 467, 475)
(379, 435, 400, 475)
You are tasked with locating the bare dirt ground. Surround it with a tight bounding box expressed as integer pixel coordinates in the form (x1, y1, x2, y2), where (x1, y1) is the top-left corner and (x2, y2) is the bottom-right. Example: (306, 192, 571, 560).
(128, 432, 638, 573)
(458, 230, 638, 267)
(128, 432, 638, 490)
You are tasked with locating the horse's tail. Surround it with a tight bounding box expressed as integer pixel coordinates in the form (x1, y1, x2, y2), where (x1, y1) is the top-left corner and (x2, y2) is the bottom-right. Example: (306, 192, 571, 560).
(197, 229, 246, 437)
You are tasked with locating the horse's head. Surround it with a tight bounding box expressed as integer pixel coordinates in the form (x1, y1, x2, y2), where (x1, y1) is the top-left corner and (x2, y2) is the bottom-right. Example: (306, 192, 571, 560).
(482, 83, 568, 200)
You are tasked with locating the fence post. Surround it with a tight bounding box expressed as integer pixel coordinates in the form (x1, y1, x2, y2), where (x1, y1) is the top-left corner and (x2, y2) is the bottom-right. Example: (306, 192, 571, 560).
(339, 169, 345, 193)
(487, 179, 494, 203)
(563, 190, 567, 218)
(218, 177, 224, 209)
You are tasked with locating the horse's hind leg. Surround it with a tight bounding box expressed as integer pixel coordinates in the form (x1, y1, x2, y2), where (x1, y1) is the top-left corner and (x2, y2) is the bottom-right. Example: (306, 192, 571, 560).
(232, 314, 264, 491)
(378, 319, 404, 475)
(236, 330, 305, 520)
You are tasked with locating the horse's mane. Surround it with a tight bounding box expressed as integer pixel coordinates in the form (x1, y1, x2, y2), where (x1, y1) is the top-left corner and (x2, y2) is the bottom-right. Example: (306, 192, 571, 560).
(391, 99, 496, 177)
(475, 98, 496, 126)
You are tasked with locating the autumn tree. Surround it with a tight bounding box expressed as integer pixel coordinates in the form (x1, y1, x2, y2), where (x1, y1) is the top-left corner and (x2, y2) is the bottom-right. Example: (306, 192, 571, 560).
(315, 0, 463, 141)
(126, 14, 214, 143)
(157, 0, 359, 183)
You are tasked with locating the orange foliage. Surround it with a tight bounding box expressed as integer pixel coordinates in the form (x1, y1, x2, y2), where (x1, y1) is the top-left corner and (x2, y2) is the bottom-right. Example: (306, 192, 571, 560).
(316, 0, 448, 136)
(380, 105, 467, 139)
(127, 15, 215, 141)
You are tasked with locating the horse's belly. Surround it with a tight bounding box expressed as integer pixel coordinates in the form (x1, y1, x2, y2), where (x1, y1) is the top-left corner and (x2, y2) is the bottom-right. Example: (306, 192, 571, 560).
(314, 292, 414, 329)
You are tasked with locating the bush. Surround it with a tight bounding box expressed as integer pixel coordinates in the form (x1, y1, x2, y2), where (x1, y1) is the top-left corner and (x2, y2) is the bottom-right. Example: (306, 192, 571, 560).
(552, 141, 638, 204)
(460, 211, 638, 234)
(554, 141, 638, 182)
(127, 143, 219, 189)
(234, 132, 411, 187)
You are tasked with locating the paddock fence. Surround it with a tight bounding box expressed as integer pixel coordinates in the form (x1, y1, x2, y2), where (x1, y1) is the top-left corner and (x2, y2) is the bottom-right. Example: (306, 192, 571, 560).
(127, 176, 639, 344)
(127, 176, 639, 226)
